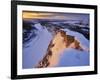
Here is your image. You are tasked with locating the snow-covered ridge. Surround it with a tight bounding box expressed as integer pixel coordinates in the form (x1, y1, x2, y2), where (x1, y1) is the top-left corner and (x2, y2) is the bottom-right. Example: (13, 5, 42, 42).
(36, 30, 89, 68)
(23, 20, 89, 68)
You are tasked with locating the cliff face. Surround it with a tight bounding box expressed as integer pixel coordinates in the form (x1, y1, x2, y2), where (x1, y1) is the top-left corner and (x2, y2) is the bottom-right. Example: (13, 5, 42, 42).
(36, 30, 84, 68)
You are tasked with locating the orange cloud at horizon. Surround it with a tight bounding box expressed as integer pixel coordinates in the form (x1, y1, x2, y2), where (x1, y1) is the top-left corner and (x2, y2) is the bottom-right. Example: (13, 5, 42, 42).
(22, 11, 54, 19)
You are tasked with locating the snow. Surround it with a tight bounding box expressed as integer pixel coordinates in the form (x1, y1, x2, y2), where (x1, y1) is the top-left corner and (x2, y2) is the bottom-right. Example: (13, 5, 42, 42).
(23, 23, 53, 68)
(63, 20, 80, 24)
(62, 28, 89, 49)
(33, 23, 44, 31)
(57, 48, 89, 67)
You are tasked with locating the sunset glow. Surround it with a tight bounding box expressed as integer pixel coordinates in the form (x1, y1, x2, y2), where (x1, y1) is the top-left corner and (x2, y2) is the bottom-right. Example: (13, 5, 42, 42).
(22, 11, 89, 23)
(22, 11, 54, 19)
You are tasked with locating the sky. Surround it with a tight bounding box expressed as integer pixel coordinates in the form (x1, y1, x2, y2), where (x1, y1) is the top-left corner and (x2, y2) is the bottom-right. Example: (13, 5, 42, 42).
(23, 11, 89, 23)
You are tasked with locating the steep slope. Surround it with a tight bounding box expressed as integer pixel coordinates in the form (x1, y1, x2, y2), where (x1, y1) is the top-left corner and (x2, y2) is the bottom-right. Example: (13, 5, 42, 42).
(36, 30, 85, 68)
(23, 23, 52, 68)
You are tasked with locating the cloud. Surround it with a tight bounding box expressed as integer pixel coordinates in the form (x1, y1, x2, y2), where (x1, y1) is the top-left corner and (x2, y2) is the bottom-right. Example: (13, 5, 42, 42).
(22, 11, 89, 22)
